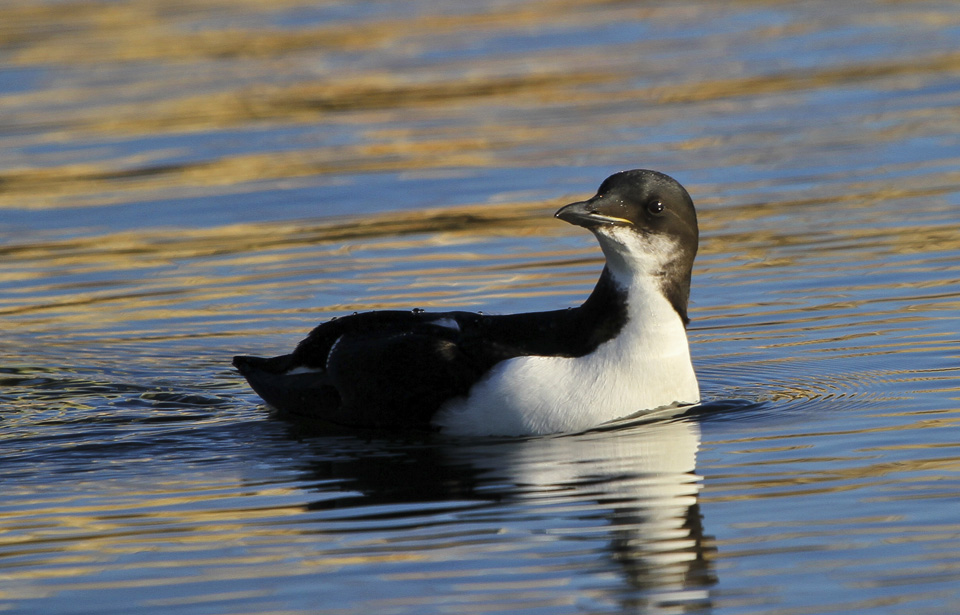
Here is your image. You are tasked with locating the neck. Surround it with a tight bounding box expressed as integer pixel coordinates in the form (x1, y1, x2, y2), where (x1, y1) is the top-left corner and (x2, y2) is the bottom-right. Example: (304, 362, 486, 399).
(594, 257, 699, 407)
(596, 234, 693, 327)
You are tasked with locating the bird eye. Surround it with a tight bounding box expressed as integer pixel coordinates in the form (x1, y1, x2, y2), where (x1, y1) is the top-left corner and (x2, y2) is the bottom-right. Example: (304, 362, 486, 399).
(646, 200, 665, 216)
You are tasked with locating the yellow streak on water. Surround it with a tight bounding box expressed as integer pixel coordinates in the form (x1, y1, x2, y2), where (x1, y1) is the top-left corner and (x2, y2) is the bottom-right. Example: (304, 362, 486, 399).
(4, 0, 960, 215)
(5, 0, 678, 64)
(3, 1, 960, 613)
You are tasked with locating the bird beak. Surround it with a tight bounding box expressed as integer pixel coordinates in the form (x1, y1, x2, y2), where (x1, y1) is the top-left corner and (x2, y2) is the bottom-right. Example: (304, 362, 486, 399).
(555, 196, 632, 228)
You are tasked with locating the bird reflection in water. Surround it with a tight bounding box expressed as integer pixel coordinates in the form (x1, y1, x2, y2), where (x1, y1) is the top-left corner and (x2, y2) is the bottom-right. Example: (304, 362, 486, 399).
(290, 413, 715, 613)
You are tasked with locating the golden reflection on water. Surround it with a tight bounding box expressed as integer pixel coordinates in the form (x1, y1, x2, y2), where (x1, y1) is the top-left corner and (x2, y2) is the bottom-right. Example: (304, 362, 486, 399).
(5, 184, 958, 346)
(5, 0, 960, 211)
(4, 0, 960, 613)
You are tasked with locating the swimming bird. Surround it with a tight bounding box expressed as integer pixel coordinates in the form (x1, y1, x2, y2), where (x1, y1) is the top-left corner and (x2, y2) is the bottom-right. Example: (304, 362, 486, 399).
(234, 169, 700, 436)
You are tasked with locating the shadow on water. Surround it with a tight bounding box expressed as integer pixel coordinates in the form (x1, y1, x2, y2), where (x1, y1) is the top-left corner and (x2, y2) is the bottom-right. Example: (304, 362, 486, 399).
(0, 362, 251, 479)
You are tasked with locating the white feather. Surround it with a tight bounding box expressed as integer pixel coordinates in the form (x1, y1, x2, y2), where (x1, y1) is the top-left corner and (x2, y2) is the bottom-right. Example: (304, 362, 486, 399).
(435, 228, 699, 437)
(430, 317, 460, 332)
(325, 334, 344, 367)
(284, 365, 323, 376)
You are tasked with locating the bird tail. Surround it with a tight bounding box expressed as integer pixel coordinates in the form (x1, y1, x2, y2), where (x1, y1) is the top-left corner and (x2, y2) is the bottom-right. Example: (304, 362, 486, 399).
(233, 355, 340, 417)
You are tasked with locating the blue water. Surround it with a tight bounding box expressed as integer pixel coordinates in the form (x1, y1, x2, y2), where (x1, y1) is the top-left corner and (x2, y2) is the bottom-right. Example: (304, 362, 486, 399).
(3, 1, 960, 613)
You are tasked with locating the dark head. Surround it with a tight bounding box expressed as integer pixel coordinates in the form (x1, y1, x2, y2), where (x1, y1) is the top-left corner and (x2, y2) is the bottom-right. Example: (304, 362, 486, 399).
(555, 169, 699, 323)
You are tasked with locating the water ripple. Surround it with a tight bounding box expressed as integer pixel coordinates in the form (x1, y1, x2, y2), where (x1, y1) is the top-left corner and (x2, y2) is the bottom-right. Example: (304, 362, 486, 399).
(3, 0, 960, 613)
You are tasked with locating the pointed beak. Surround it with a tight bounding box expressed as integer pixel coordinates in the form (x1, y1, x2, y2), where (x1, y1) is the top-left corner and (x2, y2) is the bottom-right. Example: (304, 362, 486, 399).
(555, 197, 632, 228)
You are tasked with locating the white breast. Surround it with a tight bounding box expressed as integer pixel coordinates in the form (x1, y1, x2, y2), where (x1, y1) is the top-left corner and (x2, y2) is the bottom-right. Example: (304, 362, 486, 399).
(435, 268, 699, 437)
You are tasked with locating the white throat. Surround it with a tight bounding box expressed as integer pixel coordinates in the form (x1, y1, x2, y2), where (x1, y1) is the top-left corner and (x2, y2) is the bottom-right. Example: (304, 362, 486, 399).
(435, 228, 700, 437)
(596, 226, 678, 295)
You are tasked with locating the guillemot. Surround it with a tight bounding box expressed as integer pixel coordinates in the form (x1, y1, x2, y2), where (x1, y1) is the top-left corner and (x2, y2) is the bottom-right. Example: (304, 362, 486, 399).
(234, 169, 700, 436)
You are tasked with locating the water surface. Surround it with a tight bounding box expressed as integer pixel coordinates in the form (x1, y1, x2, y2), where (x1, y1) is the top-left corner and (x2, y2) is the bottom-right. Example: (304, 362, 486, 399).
(3, 1, 960, 613)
